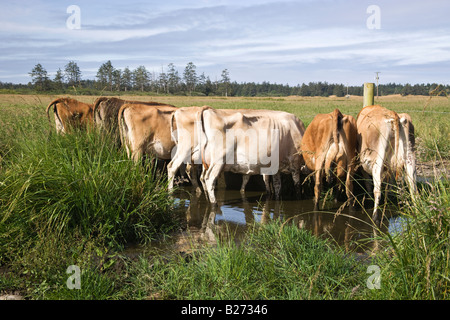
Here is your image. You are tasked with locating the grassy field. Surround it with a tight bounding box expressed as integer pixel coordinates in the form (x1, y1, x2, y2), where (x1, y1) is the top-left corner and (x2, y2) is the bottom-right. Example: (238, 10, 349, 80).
(2, 92, 447, 159)
(0, 93, 449, 300)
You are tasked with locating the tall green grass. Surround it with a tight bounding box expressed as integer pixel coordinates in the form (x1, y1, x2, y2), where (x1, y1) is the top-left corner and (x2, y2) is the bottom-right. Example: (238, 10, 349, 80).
(367, 175, 450, 299)
(0, 104, 180, 298)
(129, 222, 366, 300)
(1, 131, 177, 247)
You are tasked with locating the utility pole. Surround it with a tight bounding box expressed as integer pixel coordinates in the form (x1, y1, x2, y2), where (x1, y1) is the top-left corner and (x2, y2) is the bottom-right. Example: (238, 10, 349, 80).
(375, 72, 380, 98)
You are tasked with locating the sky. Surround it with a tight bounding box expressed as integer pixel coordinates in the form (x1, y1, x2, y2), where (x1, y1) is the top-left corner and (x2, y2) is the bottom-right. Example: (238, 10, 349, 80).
(1, 0, 449, 86)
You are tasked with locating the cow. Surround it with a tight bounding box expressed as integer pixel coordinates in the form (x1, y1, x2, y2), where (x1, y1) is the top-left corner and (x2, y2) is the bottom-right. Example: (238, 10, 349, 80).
(93, 97, 175, 146)
(198, 108, 306, 203)
(356, 105, 417, 225)
(300, 108, 358, 211)
(168, 107, 300, 196)
(118, 102, 178, 164)
(46, 97, 93, 134)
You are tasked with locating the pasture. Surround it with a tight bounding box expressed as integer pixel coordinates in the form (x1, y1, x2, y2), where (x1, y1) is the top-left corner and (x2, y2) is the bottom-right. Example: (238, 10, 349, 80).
(0, 93, 449, 301)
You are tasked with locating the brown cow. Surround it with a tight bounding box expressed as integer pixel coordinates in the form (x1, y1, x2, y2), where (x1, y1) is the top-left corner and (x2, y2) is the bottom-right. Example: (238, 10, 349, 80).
(357, 105, 417, 225)
(300, 109, 358, 211)
(93, 97, 175, 146)
(118, 103, 177, 163)
(46, 97, 93, 134)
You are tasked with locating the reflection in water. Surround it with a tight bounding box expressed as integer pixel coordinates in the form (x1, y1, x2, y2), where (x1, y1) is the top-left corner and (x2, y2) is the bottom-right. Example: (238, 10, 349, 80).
(172, 185, 394, 253)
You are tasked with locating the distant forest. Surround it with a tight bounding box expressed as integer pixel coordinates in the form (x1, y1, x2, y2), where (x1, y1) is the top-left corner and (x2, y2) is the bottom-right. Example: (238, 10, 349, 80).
(1, 60, 449, 97)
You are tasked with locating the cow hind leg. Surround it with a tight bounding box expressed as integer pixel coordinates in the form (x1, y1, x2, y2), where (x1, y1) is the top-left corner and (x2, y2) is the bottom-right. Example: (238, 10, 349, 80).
(167, 159, 181, 191)
(336, 160, 355, 209)
(273, 173, 281, 200)
(167, 157, 193, 191)
(200, 169, 208, 198)
(240, 175, 250, 194)
(188, 164, 202, 194)
(345, 166, 355, 210)
(313, 169, 323, 211)
(361, 170, 373, 196)
(263, 175, 272, 196)
(203, 164, 223, 204)
(291, 169, 302, 199)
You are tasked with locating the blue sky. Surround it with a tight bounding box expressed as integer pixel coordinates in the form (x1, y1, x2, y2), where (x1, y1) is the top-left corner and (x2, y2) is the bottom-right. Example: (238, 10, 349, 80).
(1, 0, 449, 85)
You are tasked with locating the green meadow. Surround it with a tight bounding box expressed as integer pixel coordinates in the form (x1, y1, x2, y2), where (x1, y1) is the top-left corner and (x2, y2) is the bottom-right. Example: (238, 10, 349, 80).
(0, 94, 449, 300)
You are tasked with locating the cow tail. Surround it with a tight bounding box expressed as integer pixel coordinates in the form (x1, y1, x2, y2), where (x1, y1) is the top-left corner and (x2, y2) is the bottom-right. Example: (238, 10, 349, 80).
(46, 99, 57, 124)
(198, 106, 210, 171)
(118, 104, 129, 153)
(392, 111, 401, 180)
(170, 112, 177, 143)
(325, 109, 343, 182)
(93, 97, 108, 125)
(332, 109, 342, 149)
(46, 98, 63, 134)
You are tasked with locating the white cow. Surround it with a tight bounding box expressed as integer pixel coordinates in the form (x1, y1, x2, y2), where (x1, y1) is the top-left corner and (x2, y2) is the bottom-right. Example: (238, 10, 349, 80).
(199, 108, 306, 203)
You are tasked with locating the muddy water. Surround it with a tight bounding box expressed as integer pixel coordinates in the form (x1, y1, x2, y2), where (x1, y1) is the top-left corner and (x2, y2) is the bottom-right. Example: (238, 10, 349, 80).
(143, 183, 396, 256)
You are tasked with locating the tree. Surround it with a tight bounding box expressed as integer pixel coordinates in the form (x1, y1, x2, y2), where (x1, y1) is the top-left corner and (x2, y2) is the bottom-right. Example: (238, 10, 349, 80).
(183, 62, 197, 95)
(204, 75, 214, 96)
(301, 84, 310, 96)
(53, 68, 64, 91)
(121, 67, 133, 92)
(158, 68, 169, 94)
(167, 63, 180, 94)
(112, 69, 122, 91)
(96, 60, 114, 91)
(196, 72, 207, 95)
(401, 83, 413, 96)
(148, 71, 158, 92)
(133, 66, 149, 91)
(221, 69, 230, 97)
(29, 63, 49, 91)
(332, 84, 345, 97)
(64, 61, 81, 86)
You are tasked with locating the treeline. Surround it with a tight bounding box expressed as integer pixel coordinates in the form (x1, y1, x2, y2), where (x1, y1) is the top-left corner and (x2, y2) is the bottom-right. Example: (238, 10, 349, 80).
(1, 60, 449, 97)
